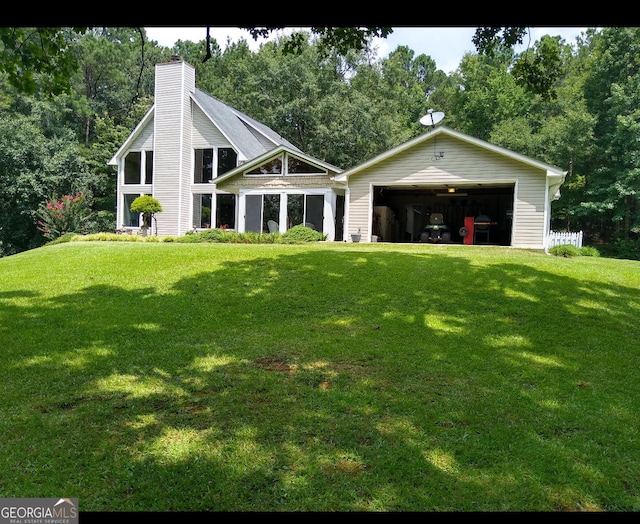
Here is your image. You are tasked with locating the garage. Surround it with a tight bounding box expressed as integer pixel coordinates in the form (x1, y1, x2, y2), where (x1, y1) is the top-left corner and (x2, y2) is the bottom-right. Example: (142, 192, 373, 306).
(372, 184, 514, 245)
(335, 126, 566, 250)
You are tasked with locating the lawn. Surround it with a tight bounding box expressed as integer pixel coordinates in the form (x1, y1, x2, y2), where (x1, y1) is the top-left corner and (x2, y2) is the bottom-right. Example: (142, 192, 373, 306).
(0, 241, 639, 512)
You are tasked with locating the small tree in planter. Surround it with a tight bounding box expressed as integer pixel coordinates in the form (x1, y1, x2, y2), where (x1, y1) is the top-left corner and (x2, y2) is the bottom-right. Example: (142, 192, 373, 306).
(130, 195, 162, 236)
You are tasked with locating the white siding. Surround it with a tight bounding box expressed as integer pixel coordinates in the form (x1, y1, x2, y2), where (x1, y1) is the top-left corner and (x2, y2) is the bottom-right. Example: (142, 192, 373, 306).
(152, 60, 195, 236)
(130, 123, 153, 150)
(345, 135, 548, 248)
(192, 105, 231, 149)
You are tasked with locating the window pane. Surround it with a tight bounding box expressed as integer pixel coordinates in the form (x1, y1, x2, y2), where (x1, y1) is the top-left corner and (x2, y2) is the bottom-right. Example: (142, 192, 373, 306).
(193, 194, 212, 228)
(245, 194, 262, 233)
(263, 194, 280, 233)
(194, 149, 213, 183)
(216, 193, 236, 229)
(287, 156, 325, 174)
(145, 151, 153, 184)
(123, 194, 139, 226)
(306, 195, 324, 232)
(287, 194, 304, 229)
(124, 152, 141, 184)
(218, 148, 237, 176)
(246, 157, 282, 175)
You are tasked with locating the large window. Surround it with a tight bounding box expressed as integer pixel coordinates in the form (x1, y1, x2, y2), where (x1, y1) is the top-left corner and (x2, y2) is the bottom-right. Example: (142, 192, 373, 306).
(124, 152, 141, 184)
(124, 151, 153, 184)
(193, 194, 212, 229)
(123, 193, 151, 227)
(245, 193, 324, 234)
(123, 194, 139, 226)
(194, 149, 214, 183)
(195, 148, 238, 182)
(216, 194, 236, 229)
(245, 194, 280, 233)
(218, 148, 237, 176)
(193, 193, 236, 230)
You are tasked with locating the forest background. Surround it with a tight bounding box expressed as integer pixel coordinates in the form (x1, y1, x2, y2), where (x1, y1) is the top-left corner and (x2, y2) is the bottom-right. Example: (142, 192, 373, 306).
(1, 26, 638, 259)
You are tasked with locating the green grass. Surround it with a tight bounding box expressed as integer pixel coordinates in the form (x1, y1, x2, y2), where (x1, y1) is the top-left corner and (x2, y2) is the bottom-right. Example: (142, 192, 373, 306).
(1, 241, 639, 512)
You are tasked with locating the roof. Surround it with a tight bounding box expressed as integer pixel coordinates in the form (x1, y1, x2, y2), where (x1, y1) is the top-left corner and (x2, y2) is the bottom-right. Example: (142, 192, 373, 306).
(213, 144, 343, 184)
(108, 87, 301, 166)
(191, 89, 302, 158)
(333, 125, 567, 182)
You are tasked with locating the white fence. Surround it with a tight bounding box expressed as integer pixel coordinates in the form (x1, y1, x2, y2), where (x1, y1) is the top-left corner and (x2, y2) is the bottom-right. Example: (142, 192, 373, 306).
(547, 230, 583, 249)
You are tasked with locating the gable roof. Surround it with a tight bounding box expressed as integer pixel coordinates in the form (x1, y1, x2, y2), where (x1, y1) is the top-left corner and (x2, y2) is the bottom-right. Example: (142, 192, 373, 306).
(213, 144, 343, 184)
(334, 125, 567, 183)
(191, 89, 302, 158)
(108, 87, 301, 166)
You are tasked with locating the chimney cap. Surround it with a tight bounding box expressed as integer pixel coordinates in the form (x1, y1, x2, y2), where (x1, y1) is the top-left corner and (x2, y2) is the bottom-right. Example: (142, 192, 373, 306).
(170, 54, 181, 62)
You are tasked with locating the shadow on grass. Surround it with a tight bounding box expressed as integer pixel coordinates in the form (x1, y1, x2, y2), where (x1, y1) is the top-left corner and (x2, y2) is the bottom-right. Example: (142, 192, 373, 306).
(1, 246, 639, 511)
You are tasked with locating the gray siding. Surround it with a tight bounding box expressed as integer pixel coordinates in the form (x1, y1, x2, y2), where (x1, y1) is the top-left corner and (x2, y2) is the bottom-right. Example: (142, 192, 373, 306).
(346, 136, 548, 248)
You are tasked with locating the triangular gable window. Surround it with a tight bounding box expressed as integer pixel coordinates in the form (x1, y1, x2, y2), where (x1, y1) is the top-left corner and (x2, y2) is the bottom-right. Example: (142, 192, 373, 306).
(287, 156, 325, 174)
(246, 156, 282, 175)
(245, 154, 326, 176)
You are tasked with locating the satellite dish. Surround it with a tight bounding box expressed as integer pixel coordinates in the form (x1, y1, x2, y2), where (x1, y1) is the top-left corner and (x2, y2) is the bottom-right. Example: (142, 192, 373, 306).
(419, 109, 445, 128)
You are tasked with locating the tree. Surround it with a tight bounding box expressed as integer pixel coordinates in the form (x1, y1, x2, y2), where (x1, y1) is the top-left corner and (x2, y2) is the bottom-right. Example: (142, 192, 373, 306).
(0, 27, 88, 96)
(130, 195, 162, 236)
(583, 27, 640, 243)
(0, 110, 94, 256)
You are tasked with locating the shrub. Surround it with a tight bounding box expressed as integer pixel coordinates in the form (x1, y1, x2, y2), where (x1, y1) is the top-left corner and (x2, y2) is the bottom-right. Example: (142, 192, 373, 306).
(45, 232, 79, 245)
(579, 246, 600, 257)
(280, 225, 326, 243)
(549, 244, 582, 257)
(36, 192, 94, 240)
(130, 196, 162, 234)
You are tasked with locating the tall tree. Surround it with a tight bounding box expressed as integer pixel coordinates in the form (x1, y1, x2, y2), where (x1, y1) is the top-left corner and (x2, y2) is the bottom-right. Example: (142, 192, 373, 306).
(583, 27, 640, 242)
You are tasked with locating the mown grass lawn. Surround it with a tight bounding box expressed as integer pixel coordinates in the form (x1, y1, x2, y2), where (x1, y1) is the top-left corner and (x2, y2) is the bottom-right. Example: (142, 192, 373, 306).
(0, 241, 639, 512)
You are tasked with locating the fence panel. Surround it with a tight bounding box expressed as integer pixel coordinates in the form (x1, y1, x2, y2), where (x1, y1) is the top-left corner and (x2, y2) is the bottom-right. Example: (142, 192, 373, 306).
(547, 231, 583, 249)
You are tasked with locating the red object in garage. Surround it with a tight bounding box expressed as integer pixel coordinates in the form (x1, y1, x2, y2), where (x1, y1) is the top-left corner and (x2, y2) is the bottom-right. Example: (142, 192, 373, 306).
(464, 216, 474, 245)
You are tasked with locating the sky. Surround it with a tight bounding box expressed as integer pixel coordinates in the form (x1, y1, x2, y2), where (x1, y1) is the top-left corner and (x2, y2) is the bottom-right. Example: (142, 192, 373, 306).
(144, 26, 588, 75)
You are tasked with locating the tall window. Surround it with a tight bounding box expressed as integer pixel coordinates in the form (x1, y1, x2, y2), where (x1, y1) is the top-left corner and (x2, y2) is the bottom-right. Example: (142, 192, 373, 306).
(124, 152, 141, 184)
(195, 148, 238, 183)
(144, 151, 153, 184)
(123, 194, 140, 227)
(194, 149, 214, 183)
(124, 151, 153, 184)
(287, 194, 323, 231)
(216, 194, 236, 229)
(193, 194, 212, 229)
(218, 148, 237, 176)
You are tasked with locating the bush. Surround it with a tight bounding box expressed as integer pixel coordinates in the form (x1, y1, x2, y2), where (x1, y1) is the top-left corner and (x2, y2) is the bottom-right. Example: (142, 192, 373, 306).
(579, 246, 600, 257)
(549, 244, 582, 257)
(36, 192, 93, 240)
(280, 225, 326, 243)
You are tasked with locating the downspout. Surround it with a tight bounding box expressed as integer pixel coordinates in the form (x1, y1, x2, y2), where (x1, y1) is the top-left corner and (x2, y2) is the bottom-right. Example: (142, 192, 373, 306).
(343, 185, 351, 242)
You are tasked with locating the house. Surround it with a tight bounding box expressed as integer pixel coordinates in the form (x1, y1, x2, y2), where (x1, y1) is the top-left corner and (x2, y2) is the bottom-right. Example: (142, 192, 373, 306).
(109, 56, 345, 240)
(110, 57, 566, 249)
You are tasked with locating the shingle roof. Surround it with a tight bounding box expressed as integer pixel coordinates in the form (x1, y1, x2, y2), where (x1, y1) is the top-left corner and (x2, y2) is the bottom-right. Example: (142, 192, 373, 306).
(191, 89, 301, 160)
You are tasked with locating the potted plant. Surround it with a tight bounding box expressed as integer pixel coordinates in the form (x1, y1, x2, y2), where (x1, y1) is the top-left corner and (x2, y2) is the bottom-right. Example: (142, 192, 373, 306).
(351, 228, 361, 243)
(130, 195, 163, 236)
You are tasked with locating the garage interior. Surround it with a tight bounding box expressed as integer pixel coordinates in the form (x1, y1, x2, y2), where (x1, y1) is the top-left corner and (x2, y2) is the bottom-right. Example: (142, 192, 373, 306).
(371, 184, 514, 245)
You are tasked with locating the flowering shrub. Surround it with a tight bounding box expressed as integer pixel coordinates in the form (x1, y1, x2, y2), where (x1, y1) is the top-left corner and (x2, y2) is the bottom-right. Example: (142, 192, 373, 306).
(37, 192, 93, 240)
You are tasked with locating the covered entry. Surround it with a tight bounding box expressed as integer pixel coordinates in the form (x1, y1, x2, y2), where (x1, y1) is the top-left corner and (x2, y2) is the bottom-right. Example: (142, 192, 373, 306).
(371, 184, 514, 245)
